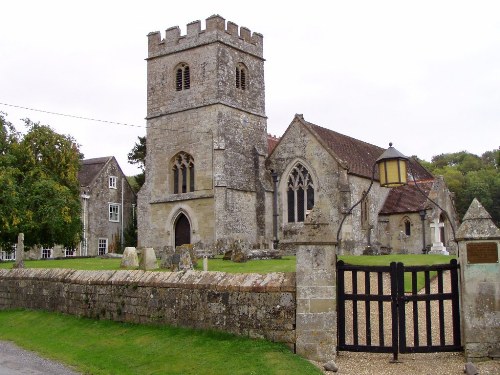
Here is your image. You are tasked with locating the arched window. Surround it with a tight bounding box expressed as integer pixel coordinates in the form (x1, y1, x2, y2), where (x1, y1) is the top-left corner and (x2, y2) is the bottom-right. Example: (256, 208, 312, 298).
(235, 63, 248, 90)
(175, 63, 190, 91)
(404, 219, 411, 236)
(172, 152, 194, 194)
(287, 163, 314, 223)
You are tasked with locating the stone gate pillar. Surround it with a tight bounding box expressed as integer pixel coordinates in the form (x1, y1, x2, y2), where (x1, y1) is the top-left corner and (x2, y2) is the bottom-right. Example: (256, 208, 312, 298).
(294, 220, 337, 363)
(456, 198, 500, 361)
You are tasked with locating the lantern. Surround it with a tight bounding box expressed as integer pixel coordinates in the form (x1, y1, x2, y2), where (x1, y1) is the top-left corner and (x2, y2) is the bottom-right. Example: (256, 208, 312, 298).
(376, 143, 409, 187)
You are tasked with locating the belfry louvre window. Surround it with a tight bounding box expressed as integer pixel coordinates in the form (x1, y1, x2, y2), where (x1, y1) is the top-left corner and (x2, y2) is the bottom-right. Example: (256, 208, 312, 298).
(236, 64, 247, 90)
(287, 163, 314, 223)
(176, 64, 190, 91)
(172, 152, 195, 194)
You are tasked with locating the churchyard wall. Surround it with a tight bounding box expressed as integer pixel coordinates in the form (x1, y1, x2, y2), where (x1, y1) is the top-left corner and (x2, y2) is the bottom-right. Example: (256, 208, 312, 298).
(0, 269, 295, 347)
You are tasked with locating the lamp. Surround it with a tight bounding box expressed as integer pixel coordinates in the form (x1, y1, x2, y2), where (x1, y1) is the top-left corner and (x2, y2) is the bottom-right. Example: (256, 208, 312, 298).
(376, 142, 409, 187)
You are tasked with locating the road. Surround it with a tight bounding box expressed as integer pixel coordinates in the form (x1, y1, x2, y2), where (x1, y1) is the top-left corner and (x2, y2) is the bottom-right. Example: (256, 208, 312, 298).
(0, 341, 79, 375)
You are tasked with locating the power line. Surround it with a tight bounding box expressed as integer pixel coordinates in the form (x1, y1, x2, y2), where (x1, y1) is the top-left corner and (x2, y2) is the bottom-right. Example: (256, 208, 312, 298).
(0, 102, 145, 129)
(0, 102, 213, 134)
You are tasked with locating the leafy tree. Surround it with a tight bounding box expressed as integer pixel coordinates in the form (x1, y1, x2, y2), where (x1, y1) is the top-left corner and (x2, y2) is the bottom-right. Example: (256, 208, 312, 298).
(426, 149, 499, 226)
(0, 114, 82, 250)
(127, 135, 146, 191)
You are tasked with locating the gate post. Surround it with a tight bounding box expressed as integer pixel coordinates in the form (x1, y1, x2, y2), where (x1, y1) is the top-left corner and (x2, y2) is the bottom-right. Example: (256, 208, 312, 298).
(294, 221, 337, 363)
(456, 198, 500, 361)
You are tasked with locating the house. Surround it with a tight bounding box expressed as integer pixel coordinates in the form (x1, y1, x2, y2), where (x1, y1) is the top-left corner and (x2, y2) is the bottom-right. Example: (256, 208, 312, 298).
(16, 156, 136, 259)
(137, 15, 458, 255)
(78, 156, 136, 256)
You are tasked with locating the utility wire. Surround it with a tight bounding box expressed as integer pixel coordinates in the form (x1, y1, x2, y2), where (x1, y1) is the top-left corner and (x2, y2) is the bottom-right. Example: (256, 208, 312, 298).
(0, 102, 144, 129)
(0, 102, 213, 134)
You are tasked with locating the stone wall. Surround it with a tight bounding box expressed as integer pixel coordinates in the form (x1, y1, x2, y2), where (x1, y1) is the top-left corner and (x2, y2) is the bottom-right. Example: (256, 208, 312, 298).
(0, 269, 295, 347)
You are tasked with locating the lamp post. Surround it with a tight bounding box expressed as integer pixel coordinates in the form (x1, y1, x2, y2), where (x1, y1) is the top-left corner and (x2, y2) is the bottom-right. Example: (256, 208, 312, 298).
(419, 209, 427, 254)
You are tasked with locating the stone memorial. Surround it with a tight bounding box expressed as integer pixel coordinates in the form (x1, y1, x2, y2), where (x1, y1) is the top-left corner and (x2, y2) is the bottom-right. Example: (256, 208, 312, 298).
(13, 233, 24, 269)
(120, 247, 139, 268)
(139, 247, 158, 270)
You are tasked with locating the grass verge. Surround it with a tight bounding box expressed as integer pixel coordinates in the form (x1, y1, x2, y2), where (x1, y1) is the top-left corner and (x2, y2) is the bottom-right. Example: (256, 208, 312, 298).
(0, 310, 322, 375)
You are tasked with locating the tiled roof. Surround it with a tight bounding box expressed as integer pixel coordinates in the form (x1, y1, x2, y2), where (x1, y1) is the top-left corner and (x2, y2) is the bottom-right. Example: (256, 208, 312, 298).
(379, 181, 434, 214)
(78, 157, 112, 187)
(306, 121, 384, 178)
(267, 134, 280, 154)
(304, 120, 433, 181)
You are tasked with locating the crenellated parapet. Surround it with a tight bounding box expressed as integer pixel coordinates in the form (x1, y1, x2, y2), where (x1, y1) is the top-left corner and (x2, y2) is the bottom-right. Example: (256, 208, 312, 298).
(147, 14, 263, 59)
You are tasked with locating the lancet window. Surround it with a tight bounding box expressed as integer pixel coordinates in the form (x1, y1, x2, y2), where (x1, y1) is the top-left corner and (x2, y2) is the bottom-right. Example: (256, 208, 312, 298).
(287, 163, 314, 223)
(172, 152, 194, 194)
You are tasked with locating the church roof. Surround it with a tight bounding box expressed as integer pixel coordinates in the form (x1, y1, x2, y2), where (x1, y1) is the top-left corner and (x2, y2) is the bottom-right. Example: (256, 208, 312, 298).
(303, 120, 433, 181)
(78, 156, 113, 187)
(379, 181, 434, 214)
(267, 134, 280, 154)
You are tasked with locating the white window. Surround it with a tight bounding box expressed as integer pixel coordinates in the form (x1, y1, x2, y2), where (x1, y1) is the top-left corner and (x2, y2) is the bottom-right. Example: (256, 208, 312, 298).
(109, 203, 120, 222)
(98, 238, 108, 255)
(1, 246, 16, 261)
(109, 176, 117, 189)
(65, 248, 76, 257)
(41, 247, 53, 259)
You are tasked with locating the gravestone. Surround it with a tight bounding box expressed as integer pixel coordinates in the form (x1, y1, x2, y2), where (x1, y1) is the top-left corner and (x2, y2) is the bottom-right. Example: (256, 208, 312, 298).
(429, 217, 449, 255)
(120, 247, 139, 268)
(139, 247, 158, 270)
(13, 233, 24, 269)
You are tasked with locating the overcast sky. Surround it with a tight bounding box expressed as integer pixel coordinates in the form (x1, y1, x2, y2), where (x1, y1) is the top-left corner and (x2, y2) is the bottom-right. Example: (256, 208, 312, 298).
(1, 0, 499, 176)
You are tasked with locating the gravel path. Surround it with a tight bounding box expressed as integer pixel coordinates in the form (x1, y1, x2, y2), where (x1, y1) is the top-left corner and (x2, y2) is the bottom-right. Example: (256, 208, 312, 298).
(317, 270, 500, 374)
(0, 341, 80, 375)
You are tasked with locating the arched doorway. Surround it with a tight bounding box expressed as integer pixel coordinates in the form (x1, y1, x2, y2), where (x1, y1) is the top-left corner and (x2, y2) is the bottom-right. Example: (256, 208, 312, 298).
(174, 213, 191, 248)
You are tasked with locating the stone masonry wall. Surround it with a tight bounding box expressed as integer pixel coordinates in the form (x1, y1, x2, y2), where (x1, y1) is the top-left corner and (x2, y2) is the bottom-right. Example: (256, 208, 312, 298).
(0, 269, 295, 347)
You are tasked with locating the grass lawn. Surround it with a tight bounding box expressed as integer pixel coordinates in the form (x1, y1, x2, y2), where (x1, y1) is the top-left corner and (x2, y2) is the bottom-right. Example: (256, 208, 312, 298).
(194, 255, 297, 273)
(0, 310, 322, 375)
(0, 257, 123, 270)
(0, 254, 456, 276)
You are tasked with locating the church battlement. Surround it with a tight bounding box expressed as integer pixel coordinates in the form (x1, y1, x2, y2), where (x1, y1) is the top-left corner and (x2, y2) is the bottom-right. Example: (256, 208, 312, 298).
(147, 15, 263, 59)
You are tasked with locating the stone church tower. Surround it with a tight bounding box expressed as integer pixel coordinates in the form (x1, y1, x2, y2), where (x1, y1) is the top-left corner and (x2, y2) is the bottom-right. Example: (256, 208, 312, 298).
(138, 15, 271, 251)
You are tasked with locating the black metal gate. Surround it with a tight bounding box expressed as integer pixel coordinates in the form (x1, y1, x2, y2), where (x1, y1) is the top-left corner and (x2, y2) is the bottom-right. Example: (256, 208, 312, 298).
(337, 259, 461, 360)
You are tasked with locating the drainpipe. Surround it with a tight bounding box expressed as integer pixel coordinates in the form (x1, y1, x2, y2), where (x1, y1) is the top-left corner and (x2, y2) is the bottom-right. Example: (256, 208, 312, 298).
(121, 177, 124, 251)
(80, 192, 90, 256)
(271, 170, 279, 249)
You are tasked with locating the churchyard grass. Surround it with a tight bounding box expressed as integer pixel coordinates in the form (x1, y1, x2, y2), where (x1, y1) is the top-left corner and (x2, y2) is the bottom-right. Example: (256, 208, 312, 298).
(194, 255, 297, 273)
(0, 257, 123, 270)
(0, 310, 321, 375)
(0, 254, 455, 281)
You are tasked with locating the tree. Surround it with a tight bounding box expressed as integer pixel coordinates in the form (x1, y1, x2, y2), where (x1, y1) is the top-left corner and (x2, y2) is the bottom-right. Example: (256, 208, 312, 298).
(0, 114, 82, 250)
(426, 148, 499, 226)
(127, 135, 146, 191)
